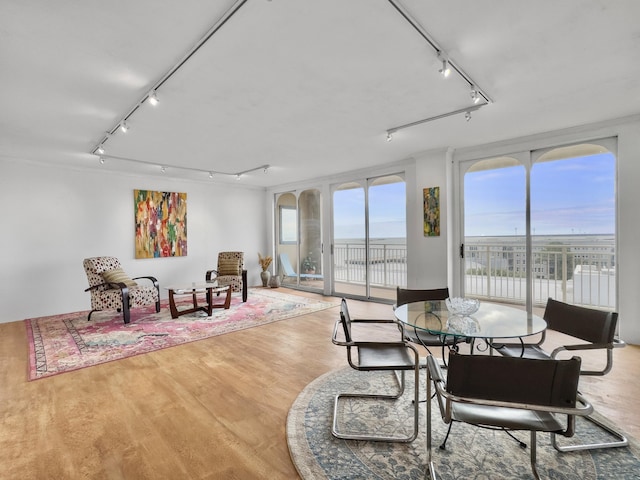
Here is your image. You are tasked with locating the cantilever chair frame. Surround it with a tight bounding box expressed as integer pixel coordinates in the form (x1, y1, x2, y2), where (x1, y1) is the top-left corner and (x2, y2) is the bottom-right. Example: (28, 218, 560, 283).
(425, 353, 593, 480)
(496, 297, 628, 451)
(331, 298, 421, 443)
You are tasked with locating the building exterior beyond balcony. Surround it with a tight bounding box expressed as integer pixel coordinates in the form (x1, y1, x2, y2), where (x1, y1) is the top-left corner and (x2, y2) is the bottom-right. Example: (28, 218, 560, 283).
(464, 234, 615, 309)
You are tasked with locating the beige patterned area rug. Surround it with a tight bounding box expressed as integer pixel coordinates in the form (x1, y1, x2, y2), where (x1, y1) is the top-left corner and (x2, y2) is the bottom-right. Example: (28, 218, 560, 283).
(287, 367, 640, 479)
(26, 288, 337, 380)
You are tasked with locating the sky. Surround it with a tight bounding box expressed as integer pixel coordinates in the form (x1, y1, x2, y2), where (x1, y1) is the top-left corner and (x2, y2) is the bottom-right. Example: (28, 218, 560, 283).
(464, 152, 615, 236)
(333, 181, 406, 240)
(326, 152, 615, 241)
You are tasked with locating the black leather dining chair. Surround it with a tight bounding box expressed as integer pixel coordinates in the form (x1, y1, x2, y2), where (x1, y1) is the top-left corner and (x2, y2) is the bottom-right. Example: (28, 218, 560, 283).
(331, 298, 421, 443)
(426, 352, 593, 480)
(496, 297, 627, 451)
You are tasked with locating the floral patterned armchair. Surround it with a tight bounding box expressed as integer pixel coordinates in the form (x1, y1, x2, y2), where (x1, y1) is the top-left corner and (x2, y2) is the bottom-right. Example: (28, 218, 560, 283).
(83, 256, 160, 324)
(206, 251, 248, 302)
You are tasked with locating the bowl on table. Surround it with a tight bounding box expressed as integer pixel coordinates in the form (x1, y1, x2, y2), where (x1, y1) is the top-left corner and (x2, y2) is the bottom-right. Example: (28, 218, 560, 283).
(445, 297, 480, 317)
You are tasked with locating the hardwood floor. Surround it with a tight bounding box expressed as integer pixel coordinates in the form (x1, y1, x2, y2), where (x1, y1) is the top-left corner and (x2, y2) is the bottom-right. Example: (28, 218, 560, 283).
(0, 289, 637, 479)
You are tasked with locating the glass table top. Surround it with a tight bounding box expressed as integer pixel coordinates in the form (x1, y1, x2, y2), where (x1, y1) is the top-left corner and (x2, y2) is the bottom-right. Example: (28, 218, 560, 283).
(394, 300, 546, 340)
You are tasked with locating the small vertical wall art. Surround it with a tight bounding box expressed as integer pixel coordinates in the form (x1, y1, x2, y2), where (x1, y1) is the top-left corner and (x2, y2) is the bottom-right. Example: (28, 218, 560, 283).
(134, 189, 187, 258)
(423, 186, 440, 237)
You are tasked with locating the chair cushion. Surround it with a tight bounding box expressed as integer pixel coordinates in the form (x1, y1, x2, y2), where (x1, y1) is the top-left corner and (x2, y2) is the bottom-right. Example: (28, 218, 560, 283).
(218, 258, 241, 276)
(102, 267, 138, 288)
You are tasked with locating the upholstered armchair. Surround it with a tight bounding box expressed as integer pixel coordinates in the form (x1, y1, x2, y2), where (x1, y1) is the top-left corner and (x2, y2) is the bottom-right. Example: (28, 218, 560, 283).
(206, 251, 248, 302)
(83, 256, 160, 324)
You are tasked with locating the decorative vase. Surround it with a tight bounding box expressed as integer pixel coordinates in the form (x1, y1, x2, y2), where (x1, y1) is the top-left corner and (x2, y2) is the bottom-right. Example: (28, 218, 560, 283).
(269, 275, 281, 288)
(260, 270, 271, 287)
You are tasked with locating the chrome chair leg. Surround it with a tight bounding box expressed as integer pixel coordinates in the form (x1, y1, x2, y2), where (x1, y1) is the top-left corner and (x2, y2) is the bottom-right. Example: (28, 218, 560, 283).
(332, 370, 420, 443)
(551, 413, 628, 451)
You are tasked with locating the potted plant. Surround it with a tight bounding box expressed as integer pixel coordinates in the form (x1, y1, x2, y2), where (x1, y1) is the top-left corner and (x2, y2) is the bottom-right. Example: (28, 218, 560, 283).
(302, 253, 316, 274)
(258, 253, 273, 287)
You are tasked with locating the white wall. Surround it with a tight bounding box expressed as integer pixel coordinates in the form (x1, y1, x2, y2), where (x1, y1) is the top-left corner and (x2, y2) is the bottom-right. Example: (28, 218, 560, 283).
(407, 149, 450, 290)
(0, 158, 267, 322)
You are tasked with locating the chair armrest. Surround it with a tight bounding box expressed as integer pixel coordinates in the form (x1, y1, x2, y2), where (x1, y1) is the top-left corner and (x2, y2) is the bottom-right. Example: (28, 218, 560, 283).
(132, 275, 159, 288)
(553, 342, 613, 354)
(85, 282, 126, 292)
(436, 381, 593, 417)
(350, 318, 406, 340)
(205, 269, 219, 282)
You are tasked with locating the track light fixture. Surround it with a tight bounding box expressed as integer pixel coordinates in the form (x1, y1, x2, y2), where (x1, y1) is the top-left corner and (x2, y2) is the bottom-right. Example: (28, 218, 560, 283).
(386, 132, 394, 142)
(437, 53, 451, 78)
(96, 145, 105, 155)
(99, 156, 105, 164)
(209, 171, 214, 179)
(120, 121, 129, 133)
(465, 111, 472, 122)
(161, 166, 166, 173)
(148, 91, 159, 106)
(470, 86, 481, 104)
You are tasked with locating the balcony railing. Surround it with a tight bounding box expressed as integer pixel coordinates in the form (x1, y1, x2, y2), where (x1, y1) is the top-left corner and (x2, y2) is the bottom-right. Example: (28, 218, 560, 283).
(464, 242, 615, 309)
(333, 242, 406, 288)
(333, 240, 616, 309)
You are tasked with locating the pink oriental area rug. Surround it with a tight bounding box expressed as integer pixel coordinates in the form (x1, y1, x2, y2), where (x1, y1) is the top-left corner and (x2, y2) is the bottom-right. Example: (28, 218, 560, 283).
(25, 288, 337, 380)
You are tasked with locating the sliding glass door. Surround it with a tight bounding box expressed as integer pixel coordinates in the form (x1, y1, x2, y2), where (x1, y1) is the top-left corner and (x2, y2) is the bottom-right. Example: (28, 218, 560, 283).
(460, 140, 616, 312)
(274, 188, 323, 292)
(332, 174, 406, 301)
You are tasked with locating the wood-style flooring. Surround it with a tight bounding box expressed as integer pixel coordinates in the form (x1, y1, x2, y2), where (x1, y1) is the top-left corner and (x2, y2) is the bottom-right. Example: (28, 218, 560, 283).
(0, 289, 637, 479)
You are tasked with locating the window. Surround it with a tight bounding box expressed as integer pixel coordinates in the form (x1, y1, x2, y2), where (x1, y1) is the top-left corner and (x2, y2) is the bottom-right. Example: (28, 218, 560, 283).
(279, 206, 297, 244)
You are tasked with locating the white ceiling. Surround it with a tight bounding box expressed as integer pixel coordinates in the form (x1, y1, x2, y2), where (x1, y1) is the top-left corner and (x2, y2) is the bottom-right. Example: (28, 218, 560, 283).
(2, 0, 639, 187)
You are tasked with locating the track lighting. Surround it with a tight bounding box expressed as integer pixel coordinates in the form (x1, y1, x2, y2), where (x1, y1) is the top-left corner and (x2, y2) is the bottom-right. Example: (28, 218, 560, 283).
(161, 166, 166, 173)
(470, 86, 481, 104)
(96, 145, 105, 155)
(89, 1, 249, 161)
(465, 111, 472, 122)
(437, 53, 450, 78)
(236, 174, 242, 180)
(148, 91, 159, 106)
(99, 157, 105, 164)
(386, 132, 394, 142)
(263, 167, 268, 174)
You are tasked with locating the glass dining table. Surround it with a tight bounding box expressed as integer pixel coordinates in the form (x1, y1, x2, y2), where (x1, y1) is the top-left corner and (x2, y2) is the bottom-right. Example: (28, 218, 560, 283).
(393, 300, 547, 354)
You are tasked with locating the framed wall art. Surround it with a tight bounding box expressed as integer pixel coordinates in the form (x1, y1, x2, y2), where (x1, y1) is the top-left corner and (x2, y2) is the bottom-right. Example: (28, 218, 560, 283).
(134, 189, 187, 258)
(423, 186, 440, 237)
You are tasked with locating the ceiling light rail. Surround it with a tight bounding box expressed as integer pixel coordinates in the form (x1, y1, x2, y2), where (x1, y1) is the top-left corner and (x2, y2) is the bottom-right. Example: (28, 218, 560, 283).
(384, 0, 493, 138)
(386, 104, 482, 139)
(97, 154, 269, 180)
(90, 0, 249, 157)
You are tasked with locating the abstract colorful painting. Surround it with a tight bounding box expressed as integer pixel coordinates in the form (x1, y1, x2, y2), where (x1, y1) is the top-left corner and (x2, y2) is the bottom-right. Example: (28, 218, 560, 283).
(134, 189, 187, 258)
(423, 186, 440, 237)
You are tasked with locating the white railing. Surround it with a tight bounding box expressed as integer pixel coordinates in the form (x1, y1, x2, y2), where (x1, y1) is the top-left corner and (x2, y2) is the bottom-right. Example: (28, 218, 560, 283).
(464, 242, 615, 309)
(332, 240, 616, 309)
(333, 242, 407, 288)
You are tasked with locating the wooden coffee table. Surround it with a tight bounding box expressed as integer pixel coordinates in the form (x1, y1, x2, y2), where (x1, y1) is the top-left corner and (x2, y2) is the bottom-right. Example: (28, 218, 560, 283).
(165, 282, 231, 319)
